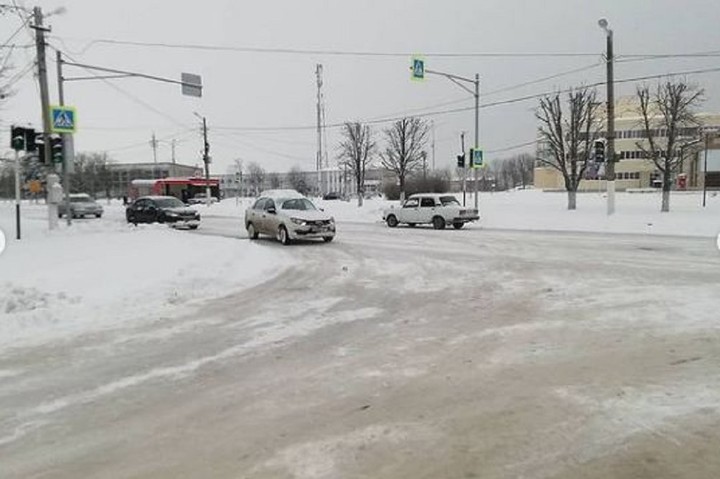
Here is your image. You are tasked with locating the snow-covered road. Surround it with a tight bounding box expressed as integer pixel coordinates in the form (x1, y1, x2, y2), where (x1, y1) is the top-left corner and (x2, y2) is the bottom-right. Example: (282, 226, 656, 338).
(1, 218, 720, 478)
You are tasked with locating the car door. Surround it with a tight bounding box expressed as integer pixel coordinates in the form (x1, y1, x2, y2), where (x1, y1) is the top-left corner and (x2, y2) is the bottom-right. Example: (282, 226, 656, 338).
(262, 199, 279, 234)
(418, 196, 438, 223)
(399, 197, 420, 223)
(248, 198, 265, 230)
(130, 199, 147, 223)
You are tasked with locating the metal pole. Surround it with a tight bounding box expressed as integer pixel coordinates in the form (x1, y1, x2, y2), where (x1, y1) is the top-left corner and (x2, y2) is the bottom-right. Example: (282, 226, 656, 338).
(474, 74, 480, 210)
(57, 50, 71, 226)
(14, 149, 21, 240)
(605, 29, 616, 215)
(202, 117, 211, 206)
(461, 132, 466, 207)
(431, 119, 436, 171)
(703, 133, 709, 207)
(32, 7, 53, 167)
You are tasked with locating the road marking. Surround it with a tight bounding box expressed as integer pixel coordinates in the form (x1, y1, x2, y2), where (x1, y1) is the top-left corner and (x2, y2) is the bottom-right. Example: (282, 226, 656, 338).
(0, 228, 6, 256)
(717, 233, 720, 252)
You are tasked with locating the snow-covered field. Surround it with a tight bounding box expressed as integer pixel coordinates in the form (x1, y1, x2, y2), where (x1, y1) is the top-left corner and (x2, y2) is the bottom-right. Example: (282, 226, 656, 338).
(0, 201, 292, 350)
(196, 189, 720, 238)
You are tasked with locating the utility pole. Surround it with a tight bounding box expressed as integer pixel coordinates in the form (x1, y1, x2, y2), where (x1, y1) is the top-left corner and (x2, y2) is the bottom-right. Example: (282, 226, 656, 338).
(461, 131, 466, 207)
(31, 7, 52, 167)
(171, 139, 176, 164)
(431, 119, 436, 171)
(150, 132, 158, 164)
(599, 19, 616, 215)
(474, 73, 480, 210)
(316, 64, 324, 197)
(201, 117, 211, 206)
(56, 50, 71, 226)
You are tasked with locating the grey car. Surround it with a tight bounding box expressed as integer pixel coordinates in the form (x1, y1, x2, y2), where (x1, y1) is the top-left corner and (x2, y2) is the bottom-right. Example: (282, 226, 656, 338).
(245, 195, 335, 245)
(58, 193, 104, 218)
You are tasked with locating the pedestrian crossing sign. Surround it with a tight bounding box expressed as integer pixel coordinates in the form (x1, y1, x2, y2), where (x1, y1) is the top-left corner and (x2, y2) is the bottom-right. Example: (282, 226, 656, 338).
(411, 57, 425, 81)
(50, 106, 76, 134)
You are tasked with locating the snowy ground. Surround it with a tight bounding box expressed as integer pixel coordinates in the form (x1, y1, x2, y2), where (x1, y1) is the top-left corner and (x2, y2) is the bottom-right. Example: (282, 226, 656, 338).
(1, 193, 720, 478)
(0, 201, 292, 350)
(192, 189, 720, 238)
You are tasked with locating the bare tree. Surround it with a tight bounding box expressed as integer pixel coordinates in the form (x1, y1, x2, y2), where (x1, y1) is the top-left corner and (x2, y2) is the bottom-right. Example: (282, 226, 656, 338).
(268, 172, 281, 189)
(287, 166, 310, 195)
(514, 153, 535, 189)
(337, 122, 375, 206)
(536, 87, 601, 209)
(379, 117, 429, 202)
(636, 81, 704, 212)
(246, 162, 266, 196)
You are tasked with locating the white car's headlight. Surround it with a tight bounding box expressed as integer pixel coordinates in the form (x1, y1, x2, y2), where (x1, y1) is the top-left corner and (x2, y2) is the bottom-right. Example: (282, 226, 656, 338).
(166, 212, 179, 217)
(290, 218, 305, 225)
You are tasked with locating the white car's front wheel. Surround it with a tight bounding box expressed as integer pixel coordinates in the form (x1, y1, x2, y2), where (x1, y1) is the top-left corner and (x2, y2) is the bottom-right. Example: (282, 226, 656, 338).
(386, 215, 398, 228)
(247, 223, 259, 240)
(278, 225, 291, 245)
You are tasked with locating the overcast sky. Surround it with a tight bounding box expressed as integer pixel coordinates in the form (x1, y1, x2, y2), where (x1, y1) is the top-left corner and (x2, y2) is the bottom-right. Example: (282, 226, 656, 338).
(2, 0, 720, 174)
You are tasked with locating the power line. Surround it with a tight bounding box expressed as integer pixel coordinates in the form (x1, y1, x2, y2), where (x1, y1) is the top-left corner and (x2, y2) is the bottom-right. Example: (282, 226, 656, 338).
(486, 140, 537, 155)
(212, 65, 720, 133)
(483, 61, 602, 97)
(49, 36, 603, 58)
(103, 128, 194, 152)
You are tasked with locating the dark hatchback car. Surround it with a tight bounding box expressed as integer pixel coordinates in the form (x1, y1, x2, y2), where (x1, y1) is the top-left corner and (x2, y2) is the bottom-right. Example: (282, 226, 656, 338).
(126, 196, 201, 229)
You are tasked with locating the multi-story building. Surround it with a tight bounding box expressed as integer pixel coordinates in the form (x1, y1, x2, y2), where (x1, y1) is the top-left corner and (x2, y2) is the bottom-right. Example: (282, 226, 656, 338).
(535, 97, 720, 191)
(108, 162, 202, 198)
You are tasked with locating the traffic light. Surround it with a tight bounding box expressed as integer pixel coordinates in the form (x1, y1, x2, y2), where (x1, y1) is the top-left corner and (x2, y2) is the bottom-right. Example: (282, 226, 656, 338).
(11, 126, 25, 151)
(594, 140, 605, 163)
(457, 154, 465, 168)
(35, 134, 46, 163)
(24, 128, 37, 152)
(50, 136, 63, 164)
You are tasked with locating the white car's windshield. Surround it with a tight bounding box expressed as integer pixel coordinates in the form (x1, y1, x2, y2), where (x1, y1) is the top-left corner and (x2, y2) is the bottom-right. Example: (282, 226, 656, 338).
(71, 197, 92, 203)
(280, 198, 317, 211)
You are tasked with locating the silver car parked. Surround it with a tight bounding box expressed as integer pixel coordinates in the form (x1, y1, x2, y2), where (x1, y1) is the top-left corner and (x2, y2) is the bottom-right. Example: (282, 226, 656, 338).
(58, 193, 104, 219)
(245, 194, 336, 245)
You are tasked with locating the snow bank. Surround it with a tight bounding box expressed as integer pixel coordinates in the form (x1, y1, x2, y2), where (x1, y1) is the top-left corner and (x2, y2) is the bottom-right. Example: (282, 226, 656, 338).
(0, 202, 292, 350)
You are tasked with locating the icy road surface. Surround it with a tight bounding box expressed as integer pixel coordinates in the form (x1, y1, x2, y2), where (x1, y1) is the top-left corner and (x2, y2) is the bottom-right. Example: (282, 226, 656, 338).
(1, 221, 720, 478)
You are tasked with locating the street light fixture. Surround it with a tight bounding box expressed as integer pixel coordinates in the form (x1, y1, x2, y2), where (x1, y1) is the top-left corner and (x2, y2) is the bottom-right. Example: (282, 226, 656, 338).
(599, 18, 616, 215)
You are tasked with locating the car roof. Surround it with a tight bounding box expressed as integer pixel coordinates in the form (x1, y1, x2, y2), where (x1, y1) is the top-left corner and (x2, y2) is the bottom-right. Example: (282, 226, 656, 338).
(69, 193, 91, 198)
(137, 195, 179, 201)
(259, 189, 304, 199)
(408, 193, 453, 199)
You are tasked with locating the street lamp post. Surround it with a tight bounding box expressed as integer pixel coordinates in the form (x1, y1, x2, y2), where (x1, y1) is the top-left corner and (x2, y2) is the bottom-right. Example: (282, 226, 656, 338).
(599, 18, 616, 216)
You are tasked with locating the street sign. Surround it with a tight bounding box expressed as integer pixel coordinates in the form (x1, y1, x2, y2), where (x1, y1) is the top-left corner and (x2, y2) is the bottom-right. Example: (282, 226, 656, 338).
(181, 73, 203, 98)
(411, 57, 425, 81)
(50, 106, 76, 134)
(471, 148, 484, 168)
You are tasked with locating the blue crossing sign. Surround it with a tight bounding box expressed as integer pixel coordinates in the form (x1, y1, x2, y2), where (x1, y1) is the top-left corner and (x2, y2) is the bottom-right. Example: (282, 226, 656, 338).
(471, 148, 484, 168)
(50, 106, 76, 134)
(411, 57, 425, 81)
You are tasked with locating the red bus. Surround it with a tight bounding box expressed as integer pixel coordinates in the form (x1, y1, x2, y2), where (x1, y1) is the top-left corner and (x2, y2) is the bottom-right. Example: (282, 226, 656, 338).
(129, 177, 220, 202)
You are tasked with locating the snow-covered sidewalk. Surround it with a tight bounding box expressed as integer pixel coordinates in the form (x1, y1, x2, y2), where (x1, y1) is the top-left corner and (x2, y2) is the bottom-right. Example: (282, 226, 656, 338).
(0, 202, 292, 350)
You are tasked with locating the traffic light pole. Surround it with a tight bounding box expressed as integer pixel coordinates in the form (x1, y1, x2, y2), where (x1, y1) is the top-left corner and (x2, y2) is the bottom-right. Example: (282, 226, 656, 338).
(57, 50, 71, 226)
(460, 132, 466, 207)
(202, 116, 211, 206)
(474, 74, 480, 211)
(425, 68, 480, 210)
(14, 149, 21, 240)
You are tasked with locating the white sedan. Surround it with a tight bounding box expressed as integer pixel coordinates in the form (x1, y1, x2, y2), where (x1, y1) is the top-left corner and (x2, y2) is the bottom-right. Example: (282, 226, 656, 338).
(383, 194, 479, 230)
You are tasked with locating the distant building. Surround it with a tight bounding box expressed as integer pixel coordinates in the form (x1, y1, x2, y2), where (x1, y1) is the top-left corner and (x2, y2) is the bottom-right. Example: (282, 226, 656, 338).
(534, 97, 720, 191)
(108, 162, 202, 198)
